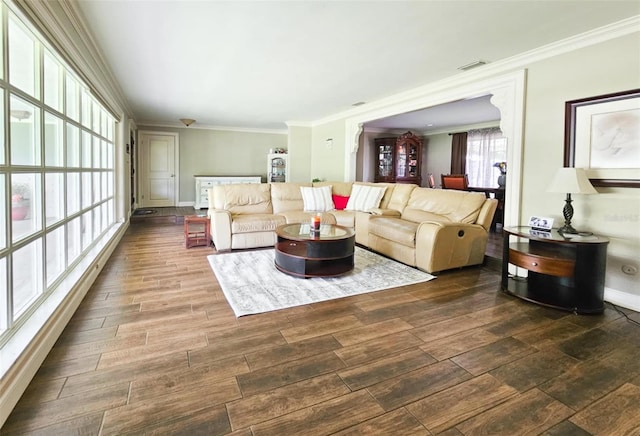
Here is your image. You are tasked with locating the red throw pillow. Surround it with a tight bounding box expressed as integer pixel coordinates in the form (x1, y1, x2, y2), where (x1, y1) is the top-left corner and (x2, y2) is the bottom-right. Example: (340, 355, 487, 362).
(332, 195, 349, 210)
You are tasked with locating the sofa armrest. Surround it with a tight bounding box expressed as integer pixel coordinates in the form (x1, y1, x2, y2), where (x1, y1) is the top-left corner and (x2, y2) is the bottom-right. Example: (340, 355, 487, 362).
(209, 209, 232, 251)
(415, 221, 489, 273)
(476, 198, 498, 231)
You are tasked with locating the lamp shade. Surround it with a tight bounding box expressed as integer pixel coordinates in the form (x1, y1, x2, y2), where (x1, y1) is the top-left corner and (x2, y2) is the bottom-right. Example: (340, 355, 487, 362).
(547, 167, 597, 194)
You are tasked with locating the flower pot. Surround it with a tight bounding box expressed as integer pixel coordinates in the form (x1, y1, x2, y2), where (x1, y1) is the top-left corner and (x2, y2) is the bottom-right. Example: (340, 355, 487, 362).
(11, 200, 30, 220)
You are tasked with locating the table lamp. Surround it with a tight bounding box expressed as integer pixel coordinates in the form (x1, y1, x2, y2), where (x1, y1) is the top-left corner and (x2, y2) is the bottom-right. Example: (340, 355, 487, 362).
(547, 167, 597, 234)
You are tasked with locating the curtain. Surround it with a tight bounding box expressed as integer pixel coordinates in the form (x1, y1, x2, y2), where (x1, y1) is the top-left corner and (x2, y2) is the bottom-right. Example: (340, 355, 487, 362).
(450, 132, 467, 174)
(465, 127, 507, 188)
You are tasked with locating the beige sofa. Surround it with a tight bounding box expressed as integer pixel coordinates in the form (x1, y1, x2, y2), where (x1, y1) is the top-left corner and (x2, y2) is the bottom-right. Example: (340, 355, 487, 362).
(208, 181, 497, 273)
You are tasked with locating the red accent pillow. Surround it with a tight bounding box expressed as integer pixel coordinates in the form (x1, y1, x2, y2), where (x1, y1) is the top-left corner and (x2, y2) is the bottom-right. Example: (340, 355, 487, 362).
(332, 195, 349, 210)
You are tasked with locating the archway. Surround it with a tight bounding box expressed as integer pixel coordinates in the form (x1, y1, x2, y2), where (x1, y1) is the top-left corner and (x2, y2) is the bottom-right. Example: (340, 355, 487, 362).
(343, 70, 526, 227)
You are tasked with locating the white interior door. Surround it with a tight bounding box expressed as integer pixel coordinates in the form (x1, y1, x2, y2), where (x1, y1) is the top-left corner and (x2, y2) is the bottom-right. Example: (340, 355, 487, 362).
(140, 133, 177, 207)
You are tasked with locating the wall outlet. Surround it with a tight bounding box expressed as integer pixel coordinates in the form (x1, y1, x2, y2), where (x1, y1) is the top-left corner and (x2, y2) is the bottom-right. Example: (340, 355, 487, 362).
(621, 265, 638, 275)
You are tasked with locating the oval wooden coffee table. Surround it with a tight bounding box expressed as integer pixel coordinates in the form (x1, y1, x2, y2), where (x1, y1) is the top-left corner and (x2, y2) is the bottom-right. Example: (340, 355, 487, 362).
(275, 223, 355, 278)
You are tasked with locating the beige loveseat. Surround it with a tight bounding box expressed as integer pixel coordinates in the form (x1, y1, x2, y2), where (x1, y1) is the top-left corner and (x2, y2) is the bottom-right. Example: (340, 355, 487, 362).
(208, 181, 497, 273)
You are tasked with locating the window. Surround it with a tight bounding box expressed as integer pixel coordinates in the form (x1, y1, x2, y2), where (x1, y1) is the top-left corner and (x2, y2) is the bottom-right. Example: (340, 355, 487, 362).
(1, 6, 117, 373)
(466, 128, 507, 188)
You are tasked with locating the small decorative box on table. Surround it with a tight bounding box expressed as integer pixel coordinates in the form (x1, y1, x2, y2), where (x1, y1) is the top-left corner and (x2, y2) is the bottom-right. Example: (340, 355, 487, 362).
(184, 215, 210, 248)
(501, 226, 609, 314)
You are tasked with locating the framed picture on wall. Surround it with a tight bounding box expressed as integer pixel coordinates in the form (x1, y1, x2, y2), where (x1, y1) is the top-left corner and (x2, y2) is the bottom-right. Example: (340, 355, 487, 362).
(564, 88, 640, 188)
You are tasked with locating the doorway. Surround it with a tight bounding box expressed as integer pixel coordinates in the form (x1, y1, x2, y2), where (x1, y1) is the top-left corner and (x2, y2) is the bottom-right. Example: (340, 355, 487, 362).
(138, 131, 180, 207)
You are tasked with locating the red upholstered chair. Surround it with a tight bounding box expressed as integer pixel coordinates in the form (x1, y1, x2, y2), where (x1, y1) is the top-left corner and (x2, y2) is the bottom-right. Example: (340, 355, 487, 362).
(441, 174, 469, 190)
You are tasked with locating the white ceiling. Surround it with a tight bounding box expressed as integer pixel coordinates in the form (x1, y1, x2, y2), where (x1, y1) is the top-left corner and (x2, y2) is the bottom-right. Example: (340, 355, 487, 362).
(75, 1, 639, 131)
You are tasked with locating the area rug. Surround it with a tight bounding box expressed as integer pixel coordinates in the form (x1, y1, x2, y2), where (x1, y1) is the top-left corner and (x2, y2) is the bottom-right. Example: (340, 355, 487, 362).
(207, 247, 436, 317)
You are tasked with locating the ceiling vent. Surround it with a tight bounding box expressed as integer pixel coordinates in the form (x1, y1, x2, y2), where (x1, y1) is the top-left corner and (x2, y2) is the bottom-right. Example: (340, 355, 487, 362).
(457, 60, 489, 71)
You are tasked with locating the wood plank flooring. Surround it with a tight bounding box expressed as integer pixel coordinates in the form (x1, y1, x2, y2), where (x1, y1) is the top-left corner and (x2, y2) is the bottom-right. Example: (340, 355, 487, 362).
(3, 220, 639, 435)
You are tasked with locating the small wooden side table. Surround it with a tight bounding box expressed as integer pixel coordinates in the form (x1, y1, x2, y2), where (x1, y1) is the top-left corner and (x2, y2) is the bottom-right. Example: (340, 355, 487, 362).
(184, 215, 210, 248)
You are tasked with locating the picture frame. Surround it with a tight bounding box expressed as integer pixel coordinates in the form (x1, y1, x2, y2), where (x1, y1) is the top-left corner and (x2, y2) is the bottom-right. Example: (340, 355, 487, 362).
(528, 216, 553, 231)
(564, 88, 640, 188)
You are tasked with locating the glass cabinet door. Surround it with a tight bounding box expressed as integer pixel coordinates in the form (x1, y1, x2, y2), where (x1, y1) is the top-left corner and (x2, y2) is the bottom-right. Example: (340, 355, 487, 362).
(396, 144, 407, 178)
(408, 143, 419, 178)
(378, 144, 394, 178)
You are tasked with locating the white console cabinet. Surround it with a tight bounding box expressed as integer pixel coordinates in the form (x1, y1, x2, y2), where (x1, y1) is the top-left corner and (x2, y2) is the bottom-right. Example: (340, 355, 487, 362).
(194, 176, 261, 209)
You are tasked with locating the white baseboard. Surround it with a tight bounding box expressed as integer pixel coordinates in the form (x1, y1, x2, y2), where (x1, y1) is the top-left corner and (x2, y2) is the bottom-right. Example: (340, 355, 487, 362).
(178, 201, 195, 207)
(604, 287, 640, 312)
(0, 223, 128, 427)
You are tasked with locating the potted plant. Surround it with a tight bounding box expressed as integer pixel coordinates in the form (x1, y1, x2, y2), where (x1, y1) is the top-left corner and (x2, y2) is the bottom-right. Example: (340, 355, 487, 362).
(493, 162, 507, 187)
(11, 182, 31, 220)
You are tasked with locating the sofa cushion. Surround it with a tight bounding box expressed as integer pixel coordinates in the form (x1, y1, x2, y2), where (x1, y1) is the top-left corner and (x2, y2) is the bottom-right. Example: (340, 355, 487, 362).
(332, 194, 349, 210)
(346, 184, 387, 211)
(406, 188, 486, 224)
(216, 184, 273, 215)
(231, 214, 285, 233)
(329, 210, 355, 228)
(369, 217, 418, 248)
(313, 181, 353, 196)
(301, 186, 335, 211)
(271, 182, 310, 214)
(401, 209, 452, 225)
(277, 210, 337, 225)
(386, 183, 417, 212)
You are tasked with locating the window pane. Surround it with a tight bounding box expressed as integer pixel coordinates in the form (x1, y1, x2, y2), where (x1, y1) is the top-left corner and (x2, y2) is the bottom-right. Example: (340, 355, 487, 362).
(13, 238, 43, 318)
(45, 173, 64, 226)
(93, 207, 101, 239)
(44, 50, 61, 111)
(93, 172, 100, 205)
(66, 172, 80, 216)
(66, 123, 80, 167)
(101, 140, 108, 169)
(107, 141, 114, 169)
(44, 112, 64, 167)
(81, 211, 92, 250)
(101, 172, 108, 201)
(82, 130, 91, 168)
(92, 100, 100, 132)
(0, 89, 4, 166)
(9, 16, 37, 97)
(46, 226, 65, 286)
(12, 173, 42, 242)
(81, 89, 91, 128)
(0, 175, 5, 250)
(101, 203, 108, 232)
(10, 95, 40, 166)
(65, 73, 79, 121)
(92, 136, 100, 168)
(67, 217, 81, 265)
(82, 172, 92, 209)
(107, 172, 114, 198)
(0, 257, 6, 333)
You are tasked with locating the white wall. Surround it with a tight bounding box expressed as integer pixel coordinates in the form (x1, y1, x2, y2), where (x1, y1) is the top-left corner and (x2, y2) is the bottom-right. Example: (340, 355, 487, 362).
(423, 132, 452, 186)
(136, 125, 287, 202)
(310, 119, 346, 181)
(521, 32, 640, 304)
(304, 32, 640, 307)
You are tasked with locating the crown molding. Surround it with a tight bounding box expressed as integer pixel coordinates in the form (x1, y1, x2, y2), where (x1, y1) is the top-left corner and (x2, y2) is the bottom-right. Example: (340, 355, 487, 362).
(137, 121, 287, 135)
(313, 15, 640, 127)
(9, 0, 132, 120)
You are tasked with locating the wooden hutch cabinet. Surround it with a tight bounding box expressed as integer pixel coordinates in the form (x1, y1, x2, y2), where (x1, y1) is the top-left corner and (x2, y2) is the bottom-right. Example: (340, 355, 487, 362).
(374, 131, 422, 184)
(374, 137, 396, 182)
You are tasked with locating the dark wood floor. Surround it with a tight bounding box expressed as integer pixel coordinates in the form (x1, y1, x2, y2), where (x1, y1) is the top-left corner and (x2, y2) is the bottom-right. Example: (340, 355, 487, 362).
(3, 220, 639, 435)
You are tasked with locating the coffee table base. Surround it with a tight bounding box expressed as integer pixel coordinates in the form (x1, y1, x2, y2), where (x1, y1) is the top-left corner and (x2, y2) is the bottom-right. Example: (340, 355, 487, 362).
(275, 250, 353, 278)
(275, 239, 354, 278)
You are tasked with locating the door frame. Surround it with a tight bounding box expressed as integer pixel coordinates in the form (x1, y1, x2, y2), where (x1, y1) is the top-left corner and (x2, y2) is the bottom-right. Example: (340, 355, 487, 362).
(137, 130, 180, 208)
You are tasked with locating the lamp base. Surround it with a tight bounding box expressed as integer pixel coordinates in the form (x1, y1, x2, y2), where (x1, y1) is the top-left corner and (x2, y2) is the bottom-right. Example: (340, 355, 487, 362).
(558, 224, 578, 234)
